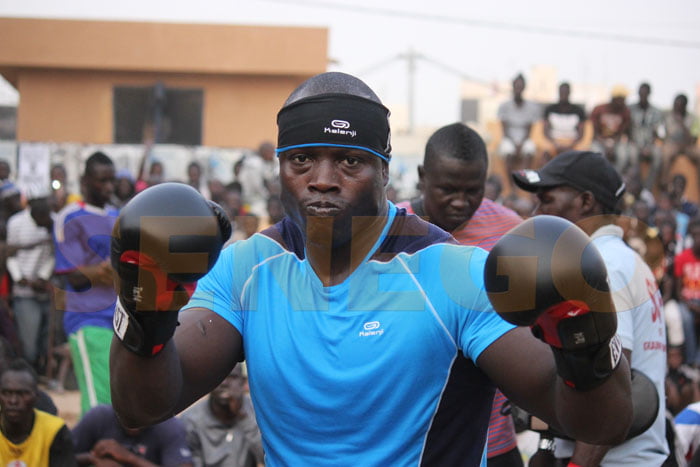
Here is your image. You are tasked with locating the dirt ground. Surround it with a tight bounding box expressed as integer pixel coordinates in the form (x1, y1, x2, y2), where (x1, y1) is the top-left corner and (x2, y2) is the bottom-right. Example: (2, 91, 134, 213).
(44, 386, 81, 428)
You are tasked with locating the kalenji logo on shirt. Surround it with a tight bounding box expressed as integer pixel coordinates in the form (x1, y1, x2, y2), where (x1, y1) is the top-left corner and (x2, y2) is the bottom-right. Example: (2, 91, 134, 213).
(325, 119, 357, 138)
(359, 321, 384, 337)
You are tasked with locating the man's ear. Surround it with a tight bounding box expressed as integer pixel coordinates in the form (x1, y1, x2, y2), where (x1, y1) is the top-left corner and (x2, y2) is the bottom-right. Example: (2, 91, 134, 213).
(579, 191, 598, 214)
(417, 165, 425, 184)
(382, 161, 390, 186)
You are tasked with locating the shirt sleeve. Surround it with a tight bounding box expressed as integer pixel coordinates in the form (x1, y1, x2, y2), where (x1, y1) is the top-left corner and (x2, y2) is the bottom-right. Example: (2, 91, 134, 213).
(71, 405, 105, 452)
(184, 244, 244, 334)
(437, 245, 516, 362)
(49, 424, 78, 467)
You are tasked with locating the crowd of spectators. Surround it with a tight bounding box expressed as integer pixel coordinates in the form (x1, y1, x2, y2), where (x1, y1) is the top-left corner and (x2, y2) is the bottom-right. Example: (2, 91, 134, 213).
(0, 74, 698, 465)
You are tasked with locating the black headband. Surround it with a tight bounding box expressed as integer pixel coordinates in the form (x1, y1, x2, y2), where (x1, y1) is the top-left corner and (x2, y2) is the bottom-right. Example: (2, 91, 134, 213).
(276, 93, 392, 162)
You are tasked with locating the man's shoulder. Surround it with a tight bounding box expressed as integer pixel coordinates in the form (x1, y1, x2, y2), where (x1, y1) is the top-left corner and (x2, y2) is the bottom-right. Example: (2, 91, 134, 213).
(475, 198, 521, 220)
(35, 409, 66, 426)
(32, 409, 67, 439)
(523, 100, 541, 113)
(372, 208, 456, 261)
(180, 399, 210, 425)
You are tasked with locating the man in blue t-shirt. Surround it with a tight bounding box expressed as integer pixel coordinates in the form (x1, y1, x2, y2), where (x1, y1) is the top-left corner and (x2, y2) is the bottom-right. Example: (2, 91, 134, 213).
(54, 151, 119, 415)
(109, 72, 634, 466)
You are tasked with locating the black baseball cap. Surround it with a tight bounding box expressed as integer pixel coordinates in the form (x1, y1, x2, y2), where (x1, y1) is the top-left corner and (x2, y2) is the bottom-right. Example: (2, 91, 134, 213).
(512, 150, 626, 211)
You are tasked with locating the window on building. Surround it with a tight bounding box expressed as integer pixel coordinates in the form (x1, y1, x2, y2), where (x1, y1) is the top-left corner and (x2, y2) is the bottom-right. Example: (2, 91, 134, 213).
(0, 106, 17, 141)
(113, 84, 203, 145)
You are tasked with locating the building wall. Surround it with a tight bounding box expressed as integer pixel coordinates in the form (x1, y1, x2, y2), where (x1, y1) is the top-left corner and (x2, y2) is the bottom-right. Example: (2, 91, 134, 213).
(0, 18, 326, 77)
(0, 18, 328, 150)
(15, 69, 303, 148)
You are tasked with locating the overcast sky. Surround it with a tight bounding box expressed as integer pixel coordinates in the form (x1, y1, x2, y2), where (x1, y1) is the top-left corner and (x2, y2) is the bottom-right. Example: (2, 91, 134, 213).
(1, 0, 699, 127)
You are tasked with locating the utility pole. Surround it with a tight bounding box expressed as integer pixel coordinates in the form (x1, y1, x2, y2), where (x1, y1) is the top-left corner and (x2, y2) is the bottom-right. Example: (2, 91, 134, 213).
(398, 48, 420, 134)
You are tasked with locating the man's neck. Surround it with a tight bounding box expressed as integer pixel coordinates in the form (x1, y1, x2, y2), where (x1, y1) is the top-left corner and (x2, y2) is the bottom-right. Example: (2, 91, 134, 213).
(1, 412, 34, 444)
(305, 213, 388, 287)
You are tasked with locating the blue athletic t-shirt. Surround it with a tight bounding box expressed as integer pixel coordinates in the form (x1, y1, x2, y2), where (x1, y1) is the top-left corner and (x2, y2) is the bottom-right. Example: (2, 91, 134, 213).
(185, 203, 515, 466)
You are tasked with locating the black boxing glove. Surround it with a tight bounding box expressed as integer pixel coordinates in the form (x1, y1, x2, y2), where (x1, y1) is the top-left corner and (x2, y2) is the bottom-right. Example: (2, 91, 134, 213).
(111, 183, 231, 357)
(484, 215, 622, 391)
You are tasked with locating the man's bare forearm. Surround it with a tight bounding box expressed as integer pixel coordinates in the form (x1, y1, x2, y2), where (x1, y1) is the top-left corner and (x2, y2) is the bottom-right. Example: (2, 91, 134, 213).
(109, 337, 183, 428)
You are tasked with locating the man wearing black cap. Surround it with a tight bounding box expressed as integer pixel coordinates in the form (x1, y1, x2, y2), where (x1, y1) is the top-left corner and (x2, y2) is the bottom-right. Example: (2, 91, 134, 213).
(109, 73, 634, 466)
(513, 150, 669, 465)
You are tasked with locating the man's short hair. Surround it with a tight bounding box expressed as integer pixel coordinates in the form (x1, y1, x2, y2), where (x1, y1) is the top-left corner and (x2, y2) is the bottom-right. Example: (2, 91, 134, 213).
(0, 358, 38, 388)
(84, 151, 114, 177)
(283, 72, 382, 107)
(424, 122, 487, 169)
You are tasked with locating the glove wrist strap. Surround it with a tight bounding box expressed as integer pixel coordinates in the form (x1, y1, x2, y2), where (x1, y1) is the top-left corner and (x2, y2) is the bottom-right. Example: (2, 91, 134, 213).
(551, 335, 622, 391)
(113, 298, 179, 357)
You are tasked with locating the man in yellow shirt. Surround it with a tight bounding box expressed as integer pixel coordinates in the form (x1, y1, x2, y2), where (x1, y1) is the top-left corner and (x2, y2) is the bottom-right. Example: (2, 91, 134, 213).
(0, 359, 75, 466)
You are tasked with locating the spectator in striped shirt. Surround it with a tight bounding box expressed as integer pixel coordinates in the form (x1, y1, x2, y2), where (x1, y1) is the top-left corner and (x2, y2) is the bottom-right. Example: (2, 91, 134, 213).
(6, 186, 55, 374)
(397, 122, 523, 466)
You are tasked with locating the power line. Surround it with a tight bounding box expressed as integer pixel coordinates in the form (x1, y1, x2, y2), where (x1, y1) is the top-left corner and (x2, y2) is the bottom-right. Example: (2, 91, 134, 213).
(259, 0, 700, 50)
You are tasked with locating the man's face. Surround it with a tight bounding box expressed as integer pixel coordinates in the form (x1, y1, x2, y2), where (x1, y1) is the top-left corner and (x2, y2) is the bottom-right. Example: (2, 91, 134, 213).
(188, 165, 201, 183)
(0, 370, 37, 425)
(419, 154, 486, 233)
(279, 147, 388, 248)
(513, 78, 525, 98)
(534, 185, 585, 224)
(674, 96, 687, 113)
(211, 373, 246, 415)
(559, 84, 570, 103)
(611, 96, 626, 109)
(84, 163, 115, 207)
(638, 85, 650, 104)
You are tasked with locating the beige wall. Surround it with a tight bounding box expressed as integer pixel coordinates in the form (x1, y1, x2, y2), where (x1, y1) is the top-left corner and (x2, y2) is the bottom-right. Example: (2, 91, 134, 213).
(0, 18, 327, 76)
(0, 18, 328, 149)
(15, 69, 305, 148)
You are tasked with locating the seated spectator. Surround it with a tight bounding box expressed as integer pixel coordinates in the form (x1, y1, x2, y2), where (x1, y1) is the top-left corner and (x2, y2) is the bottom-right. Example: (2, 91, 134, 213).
(542, 81, 586, 160)
(670, 173, 699, 219)
(72, 404, 193, 466)
(590, 85, 632, 173)
(0, 358, 75, 465)
(497, 73, 541, 188)
(181, 366, 263, 467)
(675, 217, 700, 366)
(661, 93, 699, 188)
(629, 83, 664, 191)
